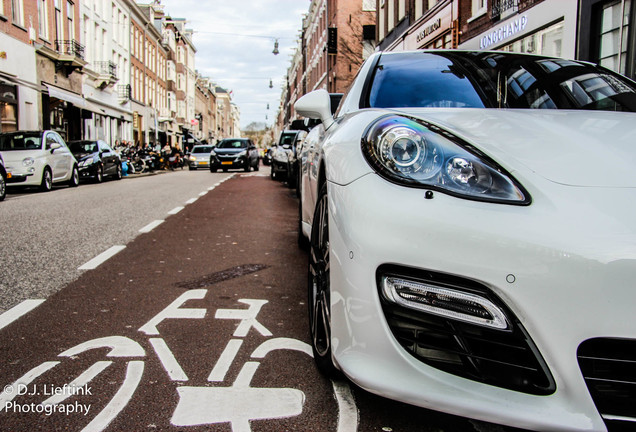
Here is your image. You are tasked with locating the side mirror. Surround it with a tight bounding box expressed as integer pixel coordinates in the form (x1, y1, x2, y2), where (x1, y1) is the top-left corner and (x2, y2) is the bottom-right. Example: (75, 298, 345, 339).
(295, 89, 334, 129)
(50, 143, 62, 152)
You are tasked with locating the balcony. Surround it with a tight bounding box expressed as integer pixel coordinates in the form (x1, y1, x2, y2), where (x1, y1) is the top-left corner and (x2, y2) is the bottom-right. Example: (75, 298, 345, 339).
(491, 0, 519, 20)
(93, 61, 118, 88)
(118, 84, 131, 103)
(55, 40, 85, 59)
(35, 39, 87, 76)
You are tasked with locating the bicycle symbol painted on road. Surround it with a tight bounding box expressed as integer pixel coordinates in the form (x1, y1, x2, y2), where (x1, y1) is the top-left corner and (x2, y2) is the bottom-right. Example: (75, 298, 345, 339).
(1, 289, 358, 432)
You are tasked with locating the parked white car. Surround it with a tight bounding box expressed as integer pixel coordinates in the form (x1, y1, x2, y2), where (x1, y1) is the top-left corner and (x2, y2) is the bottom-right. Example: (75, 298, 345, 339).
(0, 130, 79, 191)
(295, 50, 636, 432)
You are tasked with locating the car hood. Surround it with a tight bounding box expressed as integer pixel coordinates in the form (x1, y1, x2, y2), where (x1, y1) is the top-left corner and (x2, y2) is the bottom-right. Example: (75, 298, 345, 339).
(398, 108, 636, 188)
(73, 152, 97, 161)
(1, 149, 45, 164)
(214, 148, 247, 155)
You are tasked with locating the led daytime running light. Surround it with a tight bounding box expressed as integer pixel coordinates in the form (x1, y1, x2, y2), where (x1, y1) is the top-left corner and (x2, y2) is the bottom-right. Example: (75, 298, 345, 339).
(382, 276, 510, 330)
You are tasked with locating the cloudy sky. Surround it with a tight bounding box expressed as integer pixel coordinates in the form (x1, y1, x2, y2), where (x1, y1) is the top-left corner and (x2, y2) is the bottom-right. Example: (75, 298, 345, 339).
(158, 0, 308, 130)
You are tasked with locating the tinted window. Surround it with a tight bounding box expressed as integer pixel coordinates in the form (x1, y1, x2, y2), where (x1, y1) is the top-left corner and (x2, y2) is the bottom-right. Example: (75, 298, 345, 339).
(69, 141, 98, 153)
(217, 140, 248, 149)
(0, 132, 43, 150)
(367, 51, 636, 112)
(279, 133, 296, 146)
(192, 146, 214, 153)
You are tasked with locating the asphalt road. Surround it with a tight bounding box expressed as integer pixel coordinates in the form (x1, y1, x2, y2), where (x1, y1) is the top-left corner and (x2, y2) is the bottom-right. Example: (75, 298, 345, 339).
(0, 167, 527, 432)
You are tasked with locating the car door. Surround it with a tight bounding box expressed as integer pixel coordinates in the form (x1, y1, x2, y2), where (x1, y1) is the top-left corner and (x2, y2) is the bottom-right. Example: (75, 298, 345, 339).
(45, 132, 68, 181)
(99, 141, 116, 176)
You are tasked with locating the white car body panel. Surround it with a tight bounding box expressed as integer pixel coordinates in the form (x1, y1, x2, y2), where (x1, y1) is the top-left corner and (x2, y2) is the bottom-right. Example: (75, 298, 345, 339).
(296, 50, 636, 431)
(2, 131, 76, 187)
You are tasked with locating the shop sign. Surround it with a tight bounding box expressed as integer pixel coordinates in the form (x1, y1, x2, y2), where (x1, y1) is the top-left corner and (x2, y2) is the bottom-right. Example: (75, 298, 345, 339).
(479, 15, 528, 49)
(404, 3, 454, 50)
(416, 19, 442, 43)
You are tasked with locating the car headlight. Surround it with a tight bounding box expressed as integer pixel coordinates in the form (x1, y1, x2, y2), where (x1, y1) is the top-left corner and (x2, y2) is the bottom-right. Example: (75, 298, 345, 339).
(190, 156, 197, 161)
(22, 157, 35, 167)
(362, 115, 530, 205)
(237, 150, 247, 157)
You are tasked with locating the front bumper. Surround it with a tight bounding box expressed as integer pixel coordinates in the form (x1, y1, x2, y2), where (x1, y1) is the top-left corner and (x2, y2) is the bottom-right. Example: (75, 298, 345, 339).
(326, 173, 636, 432)
(5, 167, 40, 186)
(189, 159, 210, 168)
(210, 155, 248, 170)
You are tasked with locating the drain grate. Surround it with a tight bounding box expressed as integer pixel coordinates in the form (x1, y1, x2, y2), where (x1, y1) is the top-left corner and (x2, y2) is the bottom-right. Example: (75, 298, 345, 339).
(176, 264, 269, 289)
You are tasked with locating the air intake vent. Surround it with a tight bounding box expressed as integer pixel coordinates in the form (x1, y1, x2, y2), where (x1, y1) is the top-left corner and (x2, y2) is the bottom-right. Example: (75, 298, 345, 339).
(378, 265, 555, 395)
(578, 338, 636, 431)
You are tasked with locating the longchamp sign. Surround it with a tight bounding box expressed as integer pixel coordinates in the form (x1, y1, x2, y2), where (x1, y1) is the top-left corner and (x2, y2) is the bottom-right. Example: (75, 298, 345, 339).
(479, 15, 528, 49)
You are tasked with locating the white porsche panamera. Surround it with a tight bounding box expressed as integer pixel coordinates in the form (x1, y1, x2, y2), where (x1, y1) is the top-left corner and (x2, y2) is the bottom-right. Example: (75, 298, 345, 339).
(295, 50, 636, 432)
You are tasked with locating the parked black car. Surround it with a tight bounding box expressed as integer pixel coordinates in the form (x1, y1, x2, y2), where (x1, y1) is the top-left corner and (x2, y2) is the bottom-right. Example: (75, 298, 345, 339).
(0, 153, 6, 201)
(209, 138, 259, 172)
(68, 140, 122, 183)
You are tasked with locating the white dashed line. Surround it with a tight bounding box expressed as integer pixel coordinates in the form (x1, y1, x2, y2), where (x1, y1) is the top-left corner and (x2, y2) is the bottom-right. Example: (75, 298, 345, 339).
(0, 299, 46, 331)
(79, 245, 126, 270)
(168, 206, 185, 215)
(185, 198, 198, 204)
(139, 220, 164, 233)
(198, 191, 208, 196)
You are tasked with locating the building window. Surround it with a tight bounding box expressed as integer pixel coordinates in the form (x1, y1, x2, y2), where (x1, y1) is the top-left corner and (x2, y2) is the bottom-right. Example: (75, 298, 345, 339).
(37, 0, 49, 39)
(66, 1, 74, 41)
(54, 0, 63, 42)
(11, 0, 24, 26)
(470, 0, 487, 20)
(598, 0, 631, 74)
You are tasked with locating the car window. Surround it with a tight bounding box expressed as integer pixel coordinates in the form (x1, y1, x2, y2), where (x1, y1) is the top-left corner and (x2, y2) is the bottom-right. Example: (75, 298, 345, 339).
(279, 134, 296, 146)
(192, 146, 214, 153)
(217, 140, 247, 149)
(367, 51, 636, 112)
(0, 132, 43, 150)
(45, 133, 58, 150)
(100, 141, 112, 152)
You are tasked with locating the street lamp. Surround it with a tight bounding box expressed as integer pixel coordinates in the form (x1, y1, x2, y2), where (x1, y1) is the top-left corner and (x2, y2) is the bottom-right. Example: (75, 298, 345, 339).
(269, 79, 273, 89)
(272, 39, 279, 55)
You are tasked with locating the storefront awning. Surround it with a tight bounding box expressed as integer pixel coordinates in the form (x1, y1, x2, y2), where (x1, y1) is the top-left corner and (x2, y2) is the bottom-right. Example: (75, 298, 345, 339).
(44, 84, 87, 108)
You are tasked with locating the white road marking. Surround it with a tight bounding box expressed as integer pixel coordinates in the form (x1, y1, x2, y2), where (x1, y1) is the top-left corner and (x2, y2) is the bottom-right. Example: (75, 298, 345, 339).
(185, 197, 198, 204)
(43, 361, 112, 405)
(150, 338, 188, 381)
(0, 299, 45, 331)
(168, 206, 184, 215)
(59, 336, 146, 358)
(81, 360, 145, 432)
(198, 191, 208, 196)
(208, 339, 243, 382)
(0, 361, 60, 411)
(215, 299, 272, 337)
(332, 379, 359, 432)
(78, 246, 126, 270)
(251, 338, 312, 358)
(139, 220, 164, 233)
(139, 289, 208, 335)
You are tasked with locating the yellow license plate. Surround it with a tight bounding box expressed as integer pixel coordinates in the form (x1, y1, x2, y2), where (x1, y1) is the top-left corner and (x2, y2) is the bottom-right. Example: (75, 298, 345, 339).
(221, 161, 232, 165)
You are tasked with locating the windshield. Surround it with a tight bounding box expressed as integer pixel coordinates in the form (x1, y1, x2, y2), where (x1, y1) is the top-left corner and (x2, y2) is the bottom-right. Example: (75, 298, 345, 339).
(192, 146, 214, 153)
(69, 141, 98, 153)
(0, 132, 43, 151)
(279, 134, 295, 146)
(367, 51, 636, 112)
(217, 140, 248, 149)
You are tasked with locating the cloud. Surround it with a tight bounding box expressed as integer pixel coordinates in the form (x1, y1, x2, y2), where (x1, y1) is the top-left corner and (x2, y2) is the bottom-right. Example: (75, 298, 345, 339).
(159, 0, 307, 129)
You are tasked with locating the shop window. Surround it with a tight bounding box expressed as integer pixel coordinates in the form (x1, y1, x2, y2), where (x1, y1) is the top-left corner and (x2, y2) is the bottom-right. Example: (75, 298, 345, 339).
(0, 83, 18, 132)
(502, 21, 564, 57)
